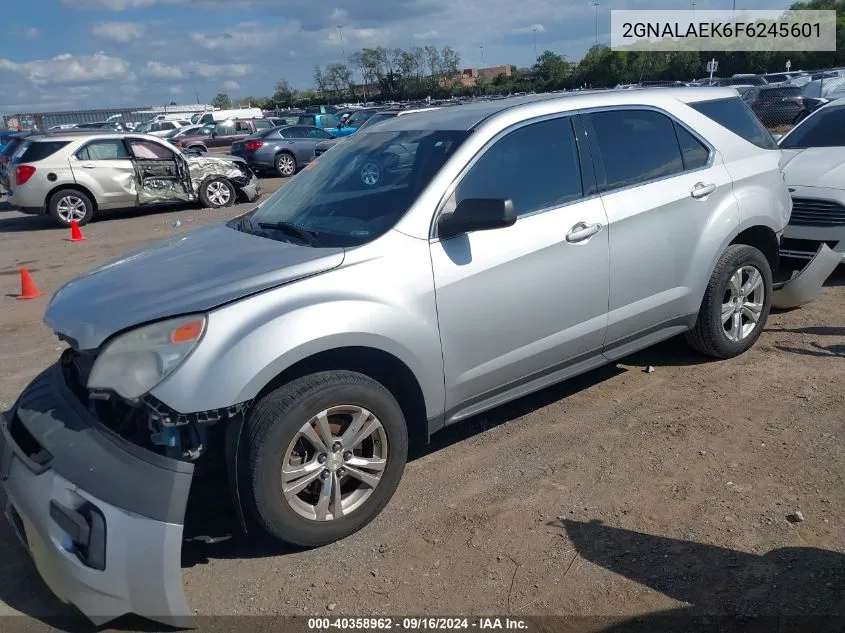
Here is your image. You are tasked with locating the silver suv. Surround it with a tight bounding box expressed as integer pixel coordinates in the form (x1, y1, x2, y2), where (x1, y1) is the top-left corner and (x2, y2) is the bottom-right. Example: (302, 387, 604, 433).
(0, 89, 825, 625)
(6, 131, 261, 227)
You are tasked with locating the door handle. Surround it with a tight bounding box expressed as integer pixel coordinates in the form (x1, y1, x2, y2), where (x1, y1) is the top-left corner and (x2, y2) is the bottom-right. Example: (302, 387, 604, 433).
(691, 182, 717, 199)
(566, 221, 602, 244)
(81, 163, 96, 169)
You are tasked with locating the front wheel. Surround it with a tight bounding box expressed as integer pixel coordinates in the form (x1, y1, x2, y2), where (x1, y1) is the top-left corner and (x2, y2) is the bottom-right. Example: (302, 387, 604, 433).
(199, 177, 235, 208)
(686, 244, 773, 358)
(275, 152, 297, 177)
(241, 371, 408, 547)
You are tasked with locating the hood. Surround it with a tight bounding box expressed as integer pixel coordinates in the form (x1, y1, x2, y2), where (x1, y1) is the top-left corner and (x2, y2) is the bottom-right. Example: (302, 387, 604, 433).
(780, 147, 845, 190)
(45, 223, 345, 350)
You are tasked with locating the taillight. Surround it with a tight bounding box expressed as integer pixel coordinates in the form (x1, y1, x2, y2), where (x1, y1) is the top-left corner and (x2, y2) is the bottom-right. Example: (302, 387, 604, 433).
(244, 141, 264, 151)
(15, 165, 36, 186)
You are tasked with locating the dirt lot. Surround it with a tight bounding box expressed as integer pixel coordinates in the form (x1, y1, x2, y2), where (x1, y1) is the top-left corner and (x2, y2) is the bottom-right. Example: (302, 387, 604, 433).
(0, 184, 843, 632)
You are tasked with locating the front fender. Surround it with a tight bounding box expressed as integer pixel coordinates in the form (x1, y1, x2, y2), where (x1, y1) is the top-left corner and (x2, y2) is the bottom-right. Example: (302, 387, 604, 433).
(149, 234, 444, 419)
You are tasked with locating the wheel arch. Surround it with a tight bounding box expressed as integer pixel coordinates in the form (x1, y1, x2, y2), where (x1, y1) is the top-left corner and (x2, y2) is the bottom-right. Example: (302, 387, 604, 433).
(252, 346, 429, 449)
(729, 224, 780, 275)
(44, 183, 98, 213)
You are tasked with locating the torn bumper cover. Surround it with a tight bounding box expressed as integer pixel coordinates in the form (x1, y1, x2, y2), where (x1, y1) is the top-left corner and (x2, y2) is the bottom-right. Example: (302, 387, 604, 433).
(773, 243, 843, 309)
(0, 364, 196, 628)
(186, 156, 261, 203)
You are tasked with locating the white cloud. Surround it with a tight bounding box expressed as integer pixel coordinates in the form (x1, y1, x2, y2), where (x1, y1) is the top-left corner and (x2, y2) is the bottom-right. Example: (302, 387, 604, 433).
(8, 25, 40, 38)
(91, 21, 147, 42)
(0, 52, 133, 86)
(223, 80, 240, 90)
(413, 30, 440, 40)
(169, 85, 184, 94)
(140, 60, 252, 80)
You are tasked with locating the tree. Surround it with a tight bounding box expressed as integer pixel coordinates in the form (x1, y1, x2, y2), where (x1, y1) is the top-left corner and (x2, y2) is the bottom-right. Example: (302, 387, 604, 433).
(314, 66, 329, 99)
(212, 92, 232, 109)
(326, 63, 355, 99)
(272, 79, 297, 107)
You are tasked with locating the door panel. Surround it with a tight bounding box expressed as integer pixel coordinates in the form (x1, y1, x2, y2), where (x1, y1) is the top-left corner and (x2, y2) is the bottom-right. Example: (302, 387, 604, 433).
(430, 115, 610, 416)
(126, 138, 192, 204)
(69, 139, 136, 208)
(432, 199, 610, 412)
(583, 108, 740, 350)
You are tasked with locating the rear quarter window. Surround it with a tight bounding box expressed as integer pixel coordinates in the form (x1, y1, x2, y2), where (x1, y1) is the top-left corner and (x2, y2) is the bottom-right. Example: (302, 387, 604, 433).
(690, 97, 778, 150)
(16, 141, 71, 163)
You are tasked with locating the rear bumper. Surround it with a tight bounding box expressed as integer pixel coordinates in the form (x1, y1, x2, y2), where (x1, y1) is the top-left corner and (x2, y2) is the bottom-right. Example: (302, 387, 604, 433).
(0, 364, 195, 627)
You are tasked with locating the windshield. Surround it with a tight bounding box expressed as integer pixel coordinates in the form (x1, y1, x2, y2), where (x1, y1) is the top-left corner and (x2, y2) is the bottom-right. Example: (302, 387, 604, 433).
(779, 105, 845, 148)
(358, 113, 397, 130)
(237, 129, 470, 247)
(348, 109, 377, 125)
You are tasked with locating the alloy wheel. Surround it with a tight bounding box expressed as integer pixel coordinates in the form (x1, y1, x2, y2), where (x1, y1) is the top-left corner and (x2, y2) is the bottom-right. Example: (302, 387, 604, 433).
(205, 181, 231, 206)
(56, 195, 87, 222)
(281, 405, 388, 521)
(277, 154, 295, 176)
(722, 265, 765, 342)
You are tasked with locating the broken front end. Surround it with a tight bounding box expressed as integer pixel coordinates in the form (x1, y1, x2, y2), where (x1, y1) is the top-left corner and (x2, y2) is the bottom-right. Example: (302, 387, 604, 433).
(0, 346, 248, 627)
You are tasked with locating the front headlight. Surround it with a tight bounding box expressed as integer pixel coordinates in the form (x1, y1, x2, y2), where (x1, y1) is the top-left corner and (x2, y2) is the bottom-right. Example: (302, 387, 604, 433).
(87, 314, 207, 400)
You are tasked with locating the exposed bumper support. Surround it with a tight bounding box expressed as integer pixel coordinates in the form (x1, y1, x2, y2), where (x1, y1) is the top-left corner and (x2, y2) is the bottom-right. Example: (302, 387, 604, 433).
(772, 243, 842, 309)
(0, 364, 196, 627)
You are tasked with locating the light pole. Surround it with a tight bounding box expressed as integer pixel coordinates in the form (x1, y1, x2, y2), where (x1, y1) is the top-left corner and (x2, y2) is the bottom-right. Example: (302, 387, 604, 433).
(337, 24, 345, 57)
(480, 44, 485, 72)
(532, 26, 538, 61)
(691, 0, 696, 17)
(590, 1, 599, 47)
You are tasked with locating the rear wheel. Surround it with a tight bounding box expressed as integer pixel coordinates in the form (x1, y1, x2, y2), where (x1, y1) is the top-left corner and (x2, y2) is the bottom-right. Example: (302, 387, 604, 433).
(199, 178, 235, 208)
(275, 152, 296, 177)
(686, 244, 772, 358)
(241, 371, 408, 547)
(48, 189, 94, 227)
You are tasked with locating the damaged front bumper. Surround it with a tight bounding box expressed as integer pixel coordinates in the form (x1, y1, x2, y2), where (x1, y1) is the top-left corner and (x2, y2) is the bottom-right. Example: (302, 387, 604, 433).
(773, 243, 843, 309)
(0, 364, 196, 628)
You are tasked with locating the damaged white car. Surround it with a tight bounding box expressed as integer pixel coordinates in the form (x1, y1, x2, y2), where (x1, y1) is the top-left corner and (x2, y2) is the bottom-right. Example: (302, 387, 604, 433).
(4, 131, 261, 228)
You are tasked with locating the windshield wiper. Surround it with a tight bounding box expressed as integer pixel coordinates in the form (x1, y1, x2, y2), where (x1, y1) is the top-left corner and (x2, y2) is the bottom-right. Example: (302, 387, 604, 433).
(256, 221, 320, 247)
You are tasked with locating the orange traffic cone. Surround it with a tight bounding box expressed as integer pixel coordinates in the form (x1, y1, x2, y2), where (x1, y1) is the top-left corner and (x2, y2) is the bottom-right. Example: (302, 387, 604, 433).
(69, 220, 85, 242)
(17, 268, 44, 300)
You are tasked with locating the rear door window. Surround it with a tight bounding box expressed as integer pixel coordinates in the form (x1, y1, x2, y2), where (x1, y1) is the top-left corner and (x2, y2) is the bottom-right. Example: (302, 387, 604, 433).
(674, 124, 710, 170)
(76, 139, 131, 161)
(253, 120, 274, 130)
(127, 139, 175, 160)
(587, 109, 684, 191)
(690, 97, 778, 150)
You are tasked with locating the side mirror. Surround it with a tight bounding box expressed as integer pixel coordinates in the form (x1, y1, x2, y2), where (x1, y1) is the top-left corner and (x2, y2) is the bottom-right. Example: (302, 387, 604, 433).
(437, 198, 516, 240)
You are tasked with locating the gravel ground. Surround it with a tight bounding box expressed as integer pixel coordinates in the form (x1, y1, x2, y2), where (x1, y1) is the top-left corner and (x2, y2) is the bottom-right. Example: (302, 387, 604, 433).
(0, 183, 843, 632)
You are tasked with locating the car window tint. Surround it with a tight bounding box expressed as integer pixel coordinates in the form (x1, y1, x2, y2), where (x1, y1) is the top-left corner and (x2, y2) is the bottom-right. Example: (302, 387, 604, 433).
(254, 120, 273, 130)
(674, 123, 709, 170)
(297, 115, 316, 126)
(17, 141, 69, 163)
(215, 122, 234, 136)
(589, 110, 684, 191)
(323, 115, 340, 128)
(236, 121, 252, 132)
(309, 128, 332, 139)
(691, 97, 778, 150)
(77, 139, 130, 161)
(779, 105, 845, 148)
(455, 117, 583, 218)
(287, 127, 308, 139)
(128, 139, 174, 160)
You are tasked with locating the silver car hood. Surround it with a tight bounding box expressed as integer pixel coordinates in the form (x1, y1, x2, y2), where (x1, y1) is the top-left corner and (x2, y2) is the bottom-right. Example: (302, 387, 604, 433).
(44, 223, 345, 350)
(780, 147, 845, 189)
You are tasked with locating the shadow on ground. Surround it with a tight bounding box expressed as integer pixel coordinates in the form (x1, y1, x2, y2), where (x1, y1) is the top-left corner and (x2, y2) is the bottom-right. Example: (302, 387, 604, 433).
(553, 519, 845, 633)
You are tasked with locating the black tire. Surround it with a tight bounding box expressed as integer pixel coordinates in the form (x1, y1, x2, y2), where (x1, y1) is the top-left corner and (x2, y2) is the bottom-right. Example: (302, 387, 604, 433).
(241, 371, 408, 547)
(686, 244, 773, 359)
(47, 188, 95, 228)
(199, 177, 235, 208)
(275, 152, 297, 177)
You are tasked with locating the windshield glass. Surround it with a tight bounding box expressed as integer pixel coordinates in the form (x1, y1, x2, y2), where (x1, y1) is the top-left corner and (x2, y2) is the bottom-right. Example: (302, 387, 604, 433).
(358, 113, 397, 130)
(779, 105, 845, 148)
(239, 129, 471, 247)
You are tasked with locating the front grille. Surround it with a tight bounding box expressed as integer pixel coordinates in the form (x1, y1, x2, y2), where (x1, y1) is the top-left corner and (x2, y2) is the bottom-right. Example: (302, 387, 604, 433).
(780, 237, 841, 258)
(789, 197, 845, 227)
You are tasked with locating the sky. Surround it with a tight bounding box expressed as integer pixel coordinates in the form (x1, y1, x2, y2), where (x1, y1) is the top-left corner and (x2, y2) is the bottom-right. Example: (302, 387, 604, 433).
(1, 0, 793, 114)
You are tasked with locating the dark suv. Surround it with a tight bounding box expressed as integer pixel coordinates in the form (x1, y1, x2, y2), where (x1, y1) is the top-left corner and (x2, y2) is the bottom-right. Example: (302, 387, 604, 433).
(174, 118, 277, 152)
